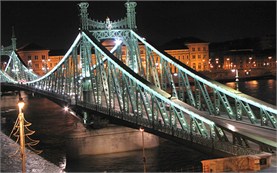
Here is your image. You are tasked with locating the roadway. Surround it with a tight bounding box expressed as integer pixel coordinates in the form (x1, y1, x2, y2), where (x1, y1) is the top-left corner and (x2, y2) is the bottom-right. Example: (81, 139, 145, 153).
(173, 98, 277, 149)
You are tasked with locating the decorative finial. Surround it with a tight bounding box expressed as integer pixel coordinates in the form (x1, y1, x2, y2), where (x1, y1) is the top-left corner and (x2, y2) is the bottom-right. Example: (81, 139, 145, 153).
(11, 26, 17, 51)
(12, 26, 15, 38)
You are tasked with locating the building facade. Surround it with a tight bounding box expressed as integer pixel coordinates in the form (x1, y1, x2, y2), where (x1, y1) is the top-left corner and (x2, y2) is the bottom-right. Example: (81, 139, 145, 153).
(17, 43, 50, 76)
(162, 37, 210, 72)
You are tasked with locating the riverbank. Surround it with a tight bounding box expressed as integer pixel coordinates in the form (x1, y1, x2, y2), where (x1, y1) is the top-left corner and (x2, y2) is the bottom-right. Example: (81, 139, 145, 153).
(0, 131, 62, 173)
(215, 74, 276, 83)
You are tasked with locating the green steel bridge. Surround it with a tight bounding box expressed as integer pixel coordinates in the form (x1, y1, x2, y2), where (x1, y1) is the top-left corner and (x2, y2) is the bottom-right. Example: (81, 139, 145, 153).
(1, 1, 276, 157)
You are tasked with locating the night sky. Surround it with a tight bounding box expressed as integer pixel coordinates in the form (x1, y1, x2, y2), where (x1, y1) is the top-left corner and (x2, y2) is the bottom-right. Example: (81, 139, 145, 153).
(1, 1, 276, 50)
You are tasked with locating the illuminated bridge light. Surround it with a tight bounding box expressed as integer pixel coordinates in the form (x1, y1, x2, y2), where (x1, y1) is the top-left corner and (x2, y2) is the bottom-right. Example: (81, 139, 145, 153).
(64, 106, 69, 112)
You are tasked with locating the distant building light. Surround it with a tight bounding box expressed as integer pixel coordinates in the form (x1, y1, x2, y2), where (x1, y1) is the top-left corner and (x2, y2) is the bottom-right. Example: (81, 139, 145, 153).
(268, 56, 272, 60)
(114, 38, 122, 45)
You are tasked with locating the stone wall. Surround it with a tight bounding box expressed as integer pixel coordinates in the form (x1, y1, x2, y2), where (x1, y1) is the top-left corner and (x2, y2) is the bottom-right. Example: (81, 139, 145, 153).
(66, 125, 159, 156)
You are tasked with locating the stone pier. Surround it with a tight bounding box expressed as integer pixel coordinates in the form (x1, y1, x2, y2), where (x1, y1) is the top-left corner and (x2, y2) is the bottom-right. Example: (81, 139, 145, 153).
(66, 124, 159, 156)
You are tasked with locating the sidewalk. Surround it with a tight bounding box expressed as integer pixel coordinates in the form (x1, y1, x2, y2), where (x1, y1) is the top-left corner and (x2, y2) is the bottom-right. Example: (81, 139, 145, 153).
(0, 131, 62, 173)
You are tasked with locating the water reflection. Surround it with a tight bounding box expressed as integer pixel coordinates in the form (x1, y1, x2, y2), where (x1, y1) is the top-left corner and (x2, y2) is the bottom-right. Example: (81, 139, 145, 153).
(226, 79, 276, 105)
(1, 91, 209, 172)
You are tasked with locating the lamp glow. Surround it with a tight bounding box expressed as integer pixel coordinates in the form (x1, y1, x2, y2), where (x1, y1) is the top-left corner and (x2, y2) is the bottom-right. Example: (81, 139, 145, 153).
(64, 106, 69, 112)
(18, 98, 25, 110)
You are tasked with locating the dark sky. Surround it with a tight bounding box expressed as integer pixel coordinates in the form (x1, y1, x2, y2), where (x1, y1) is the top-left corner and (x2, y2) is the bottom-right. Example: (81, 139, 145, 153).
(1, 1, 276, 50)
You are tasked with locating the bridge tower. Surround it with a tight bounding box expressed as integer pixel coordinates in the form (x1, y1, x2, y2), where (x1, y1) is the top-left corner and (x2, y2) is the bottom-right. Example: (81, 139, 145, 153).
(125, 1, 137, 30)
(78, 2, 89, 30)
(77, 1, 141, 125)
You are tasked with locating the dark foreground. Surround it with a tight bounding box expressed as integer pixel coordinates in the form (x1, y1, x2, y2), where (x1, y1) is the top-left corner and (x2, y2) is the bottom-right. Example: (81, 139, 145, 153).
(0, 131, 62, 173)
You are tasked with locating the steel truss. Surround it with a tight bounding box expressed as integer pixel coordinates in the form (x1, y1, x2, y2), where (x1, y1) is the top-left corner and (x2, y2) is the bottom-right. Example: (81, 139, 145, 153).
(1, 31, 276, 154)
(1, 1, 276, 155)
(0, 50, 38, 82)
(129, 31, 277, 129)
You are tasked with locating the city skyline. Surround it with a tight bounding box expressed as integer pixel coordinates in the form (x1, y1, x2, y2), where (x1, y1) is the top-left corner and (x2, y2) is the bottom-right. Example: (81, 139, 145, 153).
(1, 1, 276, 50)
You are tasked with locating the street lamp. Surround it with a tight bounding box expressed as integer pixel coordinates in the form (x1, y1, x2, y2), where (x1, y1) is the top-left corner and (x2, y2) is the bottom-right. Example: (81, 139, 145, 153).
(231, 69, 239, 82)
(231, 69, 239, 90)
(18, 97, 26, 173)
(139, 128, 146, 173)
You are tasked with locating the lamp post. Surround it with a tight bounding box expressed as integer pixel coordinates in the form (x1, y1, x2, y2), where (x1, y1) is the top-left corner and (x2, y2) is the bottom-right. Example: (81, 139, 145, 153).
(231, 69, 239, 90)
(18, 97, 26, 173)
(139, 128, 146, 173)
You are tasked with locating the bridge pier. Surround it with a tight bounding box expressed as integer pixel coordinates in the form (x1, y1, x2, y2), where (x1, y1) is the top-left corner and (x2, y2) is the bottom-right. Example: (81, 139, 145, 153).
(65, 124, 159, 156)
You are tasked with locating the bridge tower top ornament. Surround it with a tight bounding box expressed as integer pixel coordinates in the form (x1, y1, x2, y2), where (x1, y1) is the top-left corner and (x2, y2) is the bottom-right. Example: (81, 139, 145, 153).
(78, 1, 137, 31)
(78, 2, 89, 30)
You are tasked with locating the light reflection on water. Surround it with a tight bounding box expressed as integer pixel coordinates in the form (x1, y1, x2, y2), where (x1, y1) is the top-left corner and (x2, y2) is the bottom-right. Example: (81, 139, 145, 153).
(1, 92, 208, 172)
(225, 79, 276, 105)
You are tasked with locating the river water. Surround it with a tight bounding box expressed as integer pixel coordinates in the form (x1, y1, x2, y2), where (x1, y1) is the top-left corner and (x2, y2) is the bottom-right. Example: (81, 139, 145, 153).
(1, 79, 276, 172)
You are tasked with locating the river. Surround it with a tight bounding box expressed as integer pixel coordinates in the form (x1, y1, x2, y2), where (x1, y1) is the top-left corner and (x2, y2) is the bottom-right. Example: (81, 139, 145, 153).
(1, 79, 276, 172)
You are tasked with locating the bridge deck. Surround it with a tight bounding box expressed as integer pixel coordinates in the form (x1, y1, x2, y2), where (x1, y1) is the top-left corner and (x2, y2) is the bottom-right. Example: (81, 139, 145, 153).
(172, 98, 277, 149)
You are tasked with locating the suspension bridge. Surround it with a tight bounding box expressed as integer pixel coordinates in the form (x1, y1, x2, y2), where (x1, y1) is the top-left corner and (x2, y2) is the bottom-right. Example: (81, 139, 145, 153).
(1, 1, 276, 157)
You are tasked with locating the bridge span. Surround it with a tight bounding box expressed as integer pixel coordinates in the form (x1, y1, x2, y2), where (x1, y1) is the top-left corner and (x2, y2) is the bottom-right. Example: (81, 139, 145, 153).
(1, 1, 276, 158)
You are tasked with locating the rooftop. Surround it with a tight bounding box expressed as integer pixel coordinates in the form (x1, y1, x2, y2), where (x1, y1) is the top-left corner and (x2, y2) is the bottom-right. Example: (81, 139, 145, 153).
(17, 43, 49, 51)
(161, 37, 208, 50)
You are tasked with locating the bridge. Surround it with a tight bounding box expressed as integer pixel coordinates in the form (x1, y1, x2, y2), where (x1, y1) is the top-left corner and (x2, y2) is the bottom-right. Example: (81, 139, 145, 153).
(1, 1, 276, 157)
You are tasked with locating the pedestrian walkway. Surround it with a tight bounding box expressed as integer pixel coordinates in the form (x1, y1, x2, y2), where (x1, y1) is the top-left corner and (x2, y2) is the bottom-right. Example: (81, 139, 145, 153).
(0, 131, 62, 173)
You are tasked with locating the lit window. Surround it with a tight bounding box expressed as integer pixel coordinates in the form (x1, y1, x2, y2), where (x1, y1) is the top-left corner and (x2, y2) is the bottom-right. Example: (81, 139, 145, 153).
(198, 55, 201, 59)
(198, 63, 202, 69)
(193, 63, 196, 69)
(192, 48, 195, 51)
(34, 56, 38, 60)
(204, 63, 207, 69)
(192, 55, 196, 59)
(42, 55, 46, 60)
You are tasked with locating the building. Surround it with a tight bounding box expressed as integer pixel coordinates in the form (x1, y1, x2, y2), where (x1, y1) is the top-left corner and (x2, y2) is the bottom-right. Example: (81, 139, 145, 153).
(17, 43, 50, 76)
(9, 37, 210, 77)
(162, 37, 210, 72)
